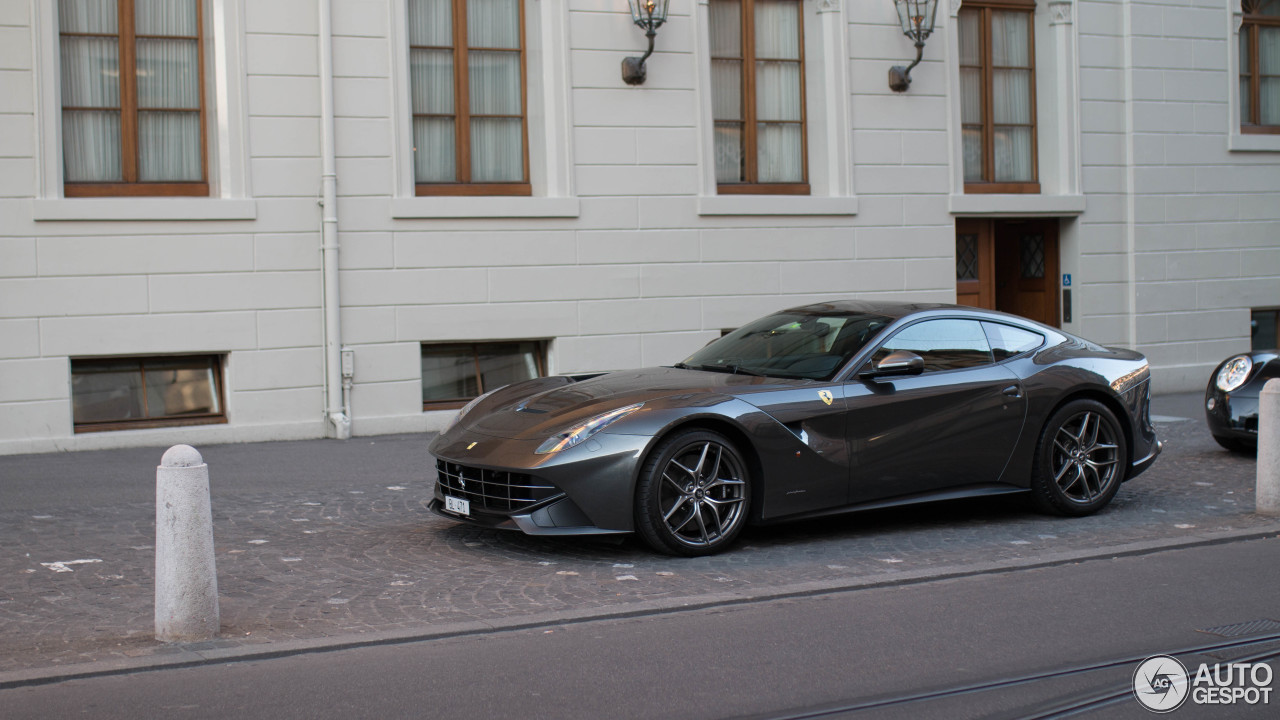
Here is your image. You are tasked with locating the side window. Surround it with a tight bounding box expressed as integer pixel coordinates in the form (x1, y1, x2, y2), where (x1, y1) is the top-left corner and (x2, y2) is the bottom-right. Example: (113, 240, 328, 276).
(421, 340, 545, 409)
(709, 0, 808, 195)
(982, 322, 1044, 362)
(958, 0, 1038, 193)
(59, 0, 209, 197)
(408, 0, 531, 196)
(1240, 0, 1280, 133)
(71, 355, 225, 432)
(871, 319, 993, 373)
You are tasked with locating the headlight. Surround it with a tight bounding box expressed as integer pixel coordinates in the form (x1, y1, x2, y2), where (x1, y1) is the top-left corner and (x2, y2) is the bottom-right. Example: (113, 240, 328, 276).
(535, 403, 644, 455)
(1215, 355, 1253, 393)
(446, 387, 501, 432)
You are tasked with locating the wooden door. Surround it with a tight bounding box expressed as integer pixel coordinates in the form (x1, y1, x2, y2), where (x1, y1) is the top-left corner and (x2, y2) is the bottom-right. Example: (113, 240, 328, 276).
(955, 218, 994, 310)
(994, 219, 1059, 327)
(955, 218, 1060, 328)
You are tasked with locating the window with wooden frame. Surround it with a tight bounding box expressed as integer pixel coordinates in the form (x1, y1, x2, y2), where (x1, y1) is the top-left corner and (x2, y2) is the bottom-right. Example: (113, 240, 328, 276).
(958, 1, 1039, 194)
(1241, 0, 1280, 134)
(409, 0, 531, 196)
(1253, 307, 1280, 350)
(709, 0, 809, 195)
(422, 341, 546, 410)
(71, 355, 226, 432)
(58, 0, 208, 197)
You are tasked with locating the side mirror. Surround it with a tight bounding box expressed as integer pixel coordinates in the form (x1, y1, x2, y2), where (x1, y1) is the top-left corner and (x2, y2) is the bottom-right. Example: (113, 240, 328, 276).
(860, 350, 925, 379)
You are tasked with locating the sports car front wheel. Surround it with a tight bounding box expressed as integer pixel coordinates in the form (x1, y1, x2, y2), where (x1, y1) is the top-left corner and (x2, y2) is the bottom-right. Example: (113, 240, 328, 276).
(1030, 399, 1127, 516)
(635, 429, 751, 557)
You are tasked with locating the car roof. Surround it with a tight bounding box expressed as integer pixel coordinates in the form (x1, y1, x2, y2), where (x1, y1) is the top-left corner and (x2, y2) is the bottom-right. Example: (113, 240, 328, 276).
(784, 299, 964, 320)
(783, 300, 1074, 342)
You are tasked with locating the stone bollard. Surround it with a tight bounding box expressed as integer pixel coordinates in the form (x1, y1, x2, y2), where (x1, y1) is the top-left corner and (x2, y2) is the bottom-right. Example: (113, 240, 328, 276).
(1260, 379, 1280, 516)
(155, 444, 219, 642)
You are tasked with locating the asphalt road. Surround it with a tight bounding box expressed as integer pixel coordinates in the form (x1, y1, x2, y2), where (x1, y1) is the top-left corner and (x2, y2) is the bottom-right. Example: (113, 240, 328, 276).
(3, 535, 1276, 720)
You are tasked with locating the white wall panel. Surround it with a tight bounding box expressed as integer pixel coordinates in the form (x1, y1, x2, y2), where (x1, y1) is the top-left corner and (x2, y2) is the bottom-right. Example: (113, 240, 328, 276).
(0, 0, 1273, 450)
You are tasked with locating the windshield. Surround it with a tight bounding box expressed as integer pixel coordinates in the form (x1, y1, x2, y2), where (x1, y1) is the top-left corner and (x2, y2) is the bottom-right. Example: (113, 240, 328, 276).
(681, 311, 892, 380)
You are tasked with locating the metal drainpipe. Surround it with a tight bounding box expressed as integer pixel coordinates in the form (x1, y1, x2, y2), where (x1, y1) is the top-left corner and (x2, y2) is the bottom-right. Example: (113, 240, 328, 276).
(318, 0, 350, 439)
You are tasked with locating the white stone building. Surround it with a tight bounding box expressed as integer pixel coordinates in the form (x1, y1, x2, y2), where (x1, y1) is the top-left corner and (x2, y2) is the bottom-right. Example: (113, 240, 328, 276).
(0, 0, 1277, 454)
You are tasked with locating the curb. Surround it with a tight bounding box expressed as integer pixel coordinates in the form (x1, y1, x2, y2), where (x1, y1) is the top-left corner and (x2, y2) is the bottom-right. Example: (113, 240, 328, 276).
(4, 523, 1279, 691)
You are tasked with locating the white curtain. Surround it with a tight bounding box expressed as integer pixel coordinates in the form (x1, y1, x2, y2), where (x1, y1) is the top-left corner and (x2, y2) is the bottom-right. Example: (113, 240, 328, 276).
(59, 0, 202, 183)
(958, 10, 982, 182)
(414, 118, 456, 182)
(468, 49, 523, 182)
(134, 0, 197, 36)
(1242, 30, 1252, 123)
(961, 128, 982, 183)
(712, 62, 744, 184)
(59, 0, 117, 34)
(756, 124, 802, 182)
(136, 24, 202, 181)
(754, 0, 799, 61)
(709, 0, 740, 57)
(991, 11, 1033, 182)
(60, 1, 121, 182)
(138, 111, 201, 181)
(467, 0, 521, 181)
(470, 117, 522, 182)
(754, 0, 802, 183)
(63, 111, 122, 182)
(410, 45, 456, 182)
(408, 0, 523, 183)
(465, 0, 519, 181)
(409, 0, 457, 183)
(408, 0, 451, 46)
(1261, 27, 1280, 125)
(710, 0, 743, 183)
(467, 0, 519, 49)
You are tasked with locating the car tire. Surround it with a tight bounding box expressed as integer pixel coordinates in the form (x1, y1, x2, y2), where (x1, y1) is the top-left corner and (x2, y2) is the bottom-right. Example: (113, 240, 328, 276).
(1212, 435, 1256, 454)
(634, 429, 751, 557)
(1030, 399, 1127, 517)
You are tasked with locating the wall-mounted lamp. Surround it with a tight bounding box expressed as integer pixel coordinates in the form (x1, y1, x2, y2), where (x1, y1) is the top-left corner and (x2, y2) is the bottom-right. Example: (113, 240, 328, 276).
(622, 0, 671, 85)
(889, 0, 939, 92)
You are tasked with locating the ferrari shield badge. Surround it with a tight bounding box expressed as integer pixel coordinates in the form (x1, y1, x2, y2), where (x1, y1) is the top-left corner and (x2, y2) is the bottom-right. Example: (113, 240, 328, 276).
(818, 390, 834, 406)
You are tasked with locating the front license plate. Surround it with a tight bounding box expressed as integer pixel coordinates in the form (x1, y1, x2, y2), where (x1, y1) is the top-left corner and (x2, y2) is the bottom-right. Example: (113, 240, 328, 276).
(444, 496, 470, 516)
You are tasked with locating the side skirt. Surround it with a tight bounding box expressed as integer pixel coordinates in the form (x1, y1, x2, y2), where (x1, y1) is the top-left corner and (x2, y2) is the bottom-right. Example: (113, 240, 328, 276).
(755, 484, 1031, 526)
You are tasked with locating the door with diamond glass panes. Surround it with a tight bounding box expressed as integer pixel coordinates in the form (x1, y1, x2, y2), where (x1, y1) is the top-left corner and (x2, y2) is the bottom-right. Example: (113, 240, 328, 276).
(955, 218, 1060, 328)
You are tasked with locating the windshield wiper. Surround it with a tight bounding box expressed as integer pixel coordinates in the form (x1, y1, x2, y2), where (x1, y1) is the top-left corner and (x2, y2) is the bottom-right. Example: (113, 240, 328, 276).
(695, 363, 766, 377)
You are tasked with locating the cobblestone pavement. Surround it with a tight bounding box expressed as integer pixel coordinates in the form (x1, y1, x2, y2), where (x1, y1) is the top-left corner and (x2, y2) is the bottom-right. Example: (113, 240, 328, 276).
(0, 393, 1274, 677)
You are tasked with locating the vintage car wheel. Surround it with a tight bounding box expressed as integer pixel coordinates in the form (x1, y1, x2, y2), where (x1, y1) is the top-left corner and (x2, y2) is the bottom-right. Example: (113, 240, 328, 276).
(635, 429, 751, 557)
(1030, 400, 1127, 517)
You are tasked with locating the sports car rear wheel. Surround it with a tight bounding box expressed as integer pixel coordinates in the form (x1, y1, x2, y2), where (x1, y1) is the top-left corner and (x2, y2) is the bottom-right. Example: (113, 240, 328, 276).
(635, 429, 750, 557)
(1030, 400, 1127, 517)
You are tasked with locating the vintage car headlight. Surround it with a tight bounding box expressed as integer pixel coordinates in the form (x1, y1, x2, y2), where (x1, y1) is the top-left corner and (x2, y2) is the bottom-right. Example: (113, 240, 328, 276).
(1215, 355, 1253, 393)
(535, 403, 644, 455)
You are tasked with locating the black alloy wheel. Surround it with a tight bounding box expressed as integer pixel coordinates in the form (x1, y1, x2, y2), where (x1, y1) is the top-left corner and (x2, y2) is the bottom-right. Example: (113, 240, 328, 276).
(634, 429, 751, 557)
(1031, 399, 1127, 516)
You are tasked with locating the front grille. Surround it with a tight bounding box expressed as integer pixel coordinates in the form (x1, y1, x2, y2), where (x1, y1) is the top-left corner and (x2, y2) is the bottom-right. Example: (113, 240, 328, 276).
(435, 460, 559, 513)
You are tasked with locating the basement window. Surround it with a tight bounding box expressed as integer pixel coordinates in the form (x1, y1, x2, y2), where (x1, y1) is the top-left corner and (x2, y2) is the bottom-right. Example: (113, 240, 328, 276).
(1253, 308, 1279, 351)
(71, 355, 227, 432)
(422, 341, 546, 410)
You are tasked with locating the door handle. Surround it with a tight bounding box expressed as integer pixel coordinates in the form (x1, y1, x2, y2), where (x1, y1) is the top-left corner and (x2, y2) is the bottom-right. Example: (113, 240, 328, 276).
(1002, 385, 1023, 399)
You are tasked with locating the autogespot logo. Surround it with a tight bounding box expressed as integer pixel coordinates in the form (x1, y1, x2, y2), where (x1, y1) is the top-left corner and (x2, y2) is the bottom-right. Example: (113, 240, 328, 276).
(1133, 655, 1190, 713)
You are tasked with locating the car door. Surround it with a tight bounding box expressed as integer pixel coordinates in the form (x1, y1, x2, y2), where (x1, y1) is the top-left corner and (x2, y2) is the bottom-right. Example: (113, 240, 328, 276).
(844, 318, 1028, 504)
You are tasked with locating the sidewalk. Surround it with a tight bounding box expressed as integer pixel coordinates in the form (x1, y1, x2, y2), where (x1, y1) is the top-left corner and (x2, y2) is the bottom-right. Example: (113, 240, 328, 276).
(1, 392, 1276, 686)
